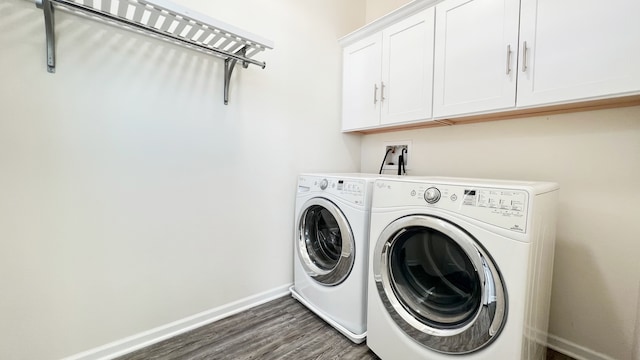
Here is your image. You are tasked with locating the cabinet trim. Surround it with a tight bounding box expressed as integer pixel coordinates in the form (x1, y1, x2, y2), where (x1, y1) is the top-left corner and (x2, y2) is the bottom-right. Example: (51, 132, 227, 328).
(339, 0, 440, 47)
(348, 94, 640, 134)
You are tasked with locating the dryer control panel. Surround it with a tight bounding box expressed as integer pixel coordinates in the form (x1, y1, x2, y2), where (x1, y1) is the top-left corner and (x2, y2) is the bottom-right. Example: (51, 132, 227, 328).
(298, 176, 367, 206)
(374, 180, 530, 233)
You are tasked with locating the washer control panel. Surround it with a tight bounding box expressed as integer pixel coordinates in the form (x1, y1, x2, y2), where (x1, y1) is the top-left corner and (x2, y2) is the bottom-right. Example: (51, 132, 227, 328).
(424, 187, 441, 204)
(298, 176, 367, 205)
(374, 180, 530, 233)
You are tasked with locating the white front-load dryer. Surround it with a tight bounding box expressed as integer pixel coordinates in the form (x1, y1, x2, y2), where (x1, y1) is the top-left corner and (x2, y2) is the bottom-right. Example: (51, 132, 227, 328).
(291, 173, 378, 343)
(367, 177, 559, 359)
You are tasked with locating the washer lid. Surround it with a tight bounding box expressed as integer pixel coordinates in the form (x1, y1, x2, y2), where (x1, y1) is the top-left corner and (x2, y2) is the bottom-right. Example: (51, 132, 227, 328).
(297, 197, 355, 286)
(373, 214, 507, 354)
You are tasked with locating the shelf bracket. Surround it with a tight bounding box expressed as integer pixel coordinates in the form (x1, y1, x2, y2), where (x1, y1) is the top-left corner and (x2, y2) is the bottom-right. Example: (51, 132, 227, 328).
(224, 47, 250, 105)
(35, 0, 56, 73)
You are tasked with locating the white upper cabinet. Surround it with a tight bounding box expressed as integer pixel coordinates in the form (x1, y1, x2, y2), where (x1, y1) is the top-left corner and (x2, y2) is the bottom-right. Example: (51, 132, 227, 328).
(517, 0, 640, 107)
(380, 8, 435, 126)
(341, 7, 435, 131)
(342, 34, 383, 131)
(432, 0, 521, 118)
(340, 0, 640, 132)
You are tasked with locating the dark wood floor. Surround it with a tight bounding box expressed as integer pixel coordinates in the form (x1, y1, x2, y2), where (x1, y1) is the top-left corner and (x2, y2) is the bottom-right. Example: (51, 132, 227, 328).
(116, 295, 574, 360)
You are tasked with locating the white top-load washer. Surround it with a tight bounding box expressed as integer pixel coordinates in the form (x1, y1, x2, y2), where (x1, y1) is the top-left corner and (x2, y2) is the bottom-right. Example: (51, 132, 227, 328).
(291, 173, 378, 343)
(367, 177, 559, 359)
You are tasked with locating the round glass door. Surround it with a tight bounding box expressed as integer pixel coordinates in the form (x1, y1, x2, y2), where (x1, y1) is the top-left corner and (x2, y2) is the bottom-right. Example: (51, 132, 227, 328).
(297, 198, 355, 286)
(373, 215, 507, 354)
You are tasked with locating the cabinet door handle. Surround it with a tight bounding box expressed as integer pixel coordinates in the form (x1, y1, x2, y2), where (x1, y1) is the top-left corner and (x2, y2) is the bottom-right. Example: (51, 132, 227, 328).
(506, 44, 512, 75)
(381, 82, 386, 102)
(521, 41, 528, 72)
(373, 84, 379, 104)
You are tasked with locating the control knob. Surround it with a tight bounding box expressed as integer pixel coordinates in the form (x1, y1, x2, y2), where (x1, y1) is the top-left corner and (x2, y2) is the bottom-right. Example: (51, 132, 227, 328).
(424, 187, 441, 204)
(319, 179, 328, 190)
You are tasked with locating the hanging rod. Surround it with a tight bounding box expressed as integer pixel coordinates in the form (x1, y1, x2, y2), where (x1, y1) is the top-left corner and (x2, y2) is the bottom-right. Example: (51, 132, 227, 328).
(35, 0, 274, 104)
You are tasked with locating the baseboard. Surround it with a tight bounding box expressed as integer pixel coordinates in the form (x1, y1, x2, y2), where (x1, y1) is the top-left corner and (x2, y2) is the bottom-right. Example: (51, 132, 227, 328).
(547, 334, 618, 360)
(61, 283, 292, 360)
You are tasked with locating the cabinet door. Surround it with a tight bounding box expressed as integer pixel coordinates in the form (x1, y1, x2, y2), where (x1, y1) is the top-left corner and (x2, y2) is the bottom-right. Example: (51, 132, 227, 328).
(380, 8, 435, 125)
(517, 0, 640, 107)
(432, 0, 520, 117)
(342, 34, 382, 131)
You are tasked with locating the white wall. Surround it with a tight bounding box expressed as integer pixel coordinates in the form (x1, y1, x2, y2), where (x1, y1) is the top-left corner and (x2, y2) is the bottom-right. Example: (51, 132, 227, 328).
(365, 0, 413, 22)
(0, 0, 365, 359)
(361, 107, 640, 360)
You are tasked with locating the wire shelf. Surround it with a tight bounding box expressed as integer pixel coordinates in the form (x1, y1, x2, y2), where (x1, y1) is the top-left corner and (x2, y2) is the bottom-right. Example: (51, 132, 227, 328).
(35, 0, 274, 104)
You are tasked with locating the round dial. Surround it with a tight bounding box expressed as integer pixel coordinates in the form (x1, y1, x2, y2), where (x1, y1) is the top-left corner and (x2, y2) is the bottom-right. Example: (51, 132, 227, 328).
(424, 187, 441, 204)
(319, 179, 329, 190)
